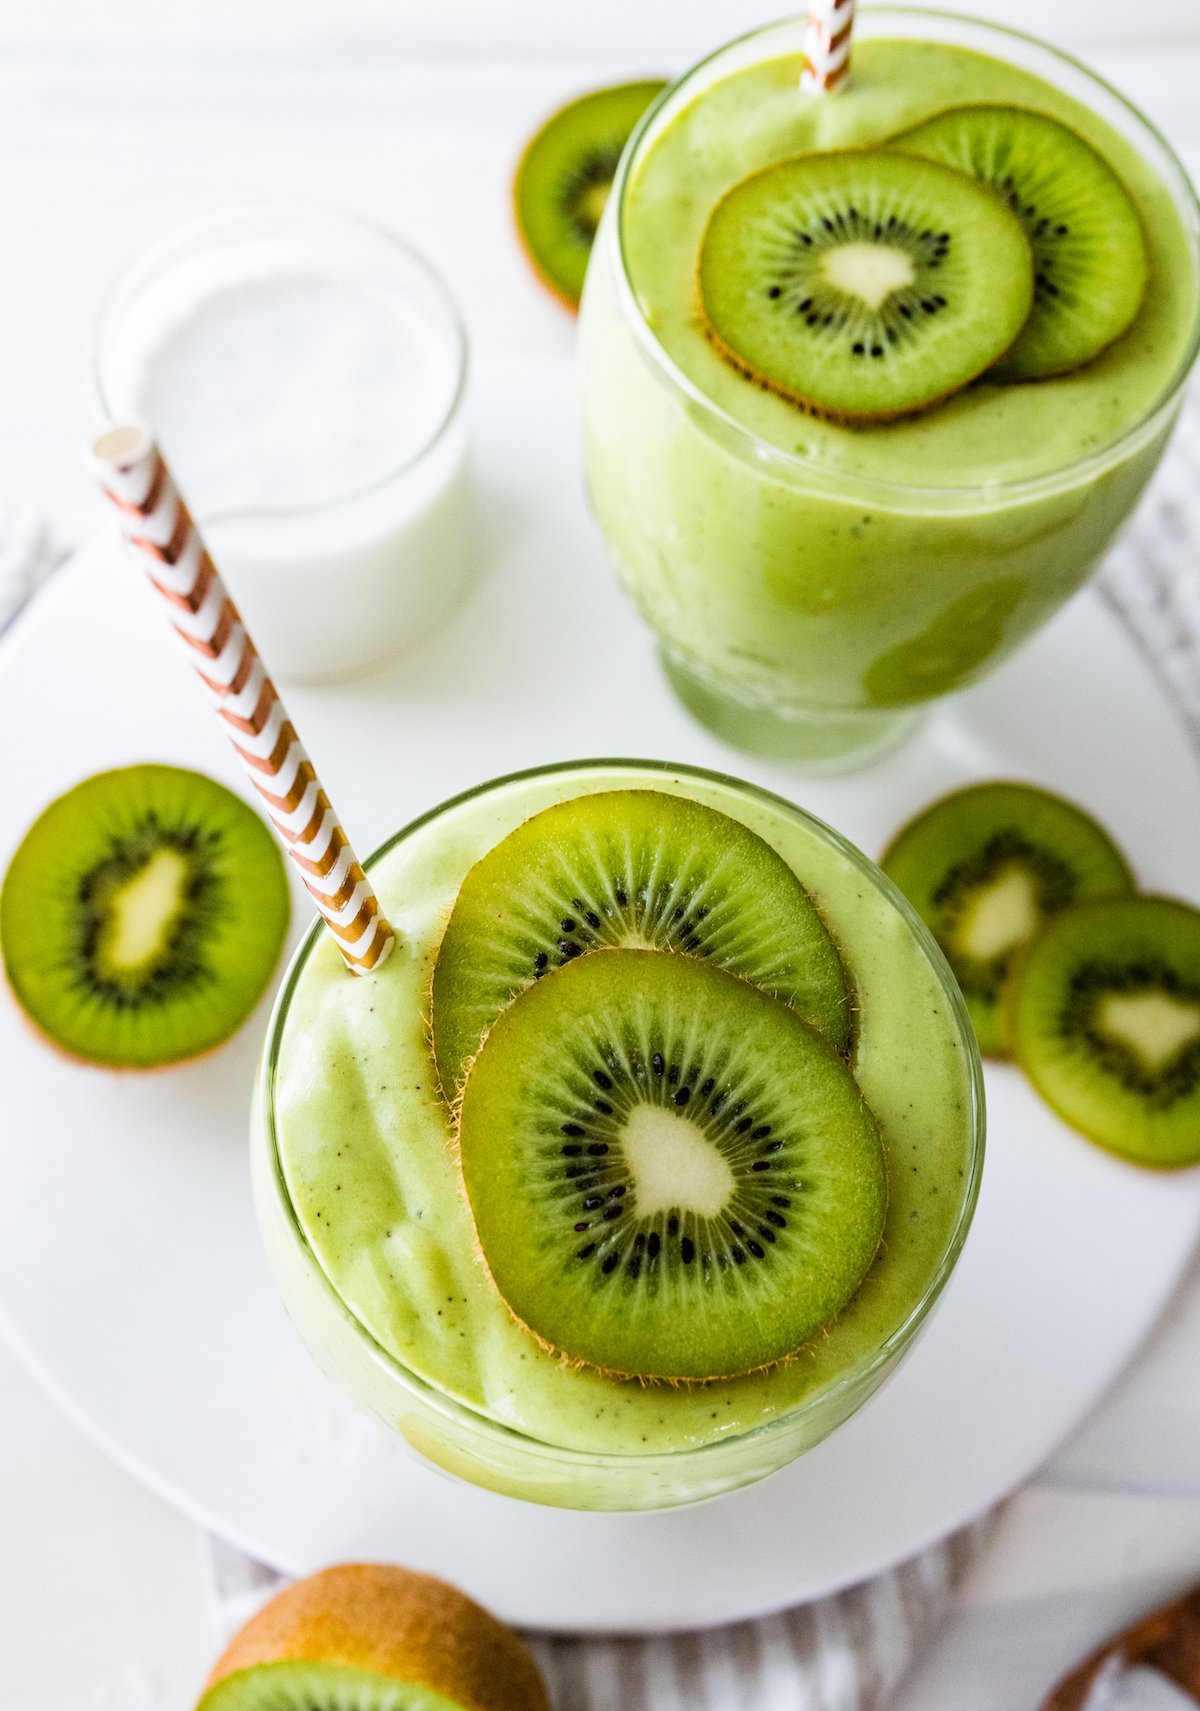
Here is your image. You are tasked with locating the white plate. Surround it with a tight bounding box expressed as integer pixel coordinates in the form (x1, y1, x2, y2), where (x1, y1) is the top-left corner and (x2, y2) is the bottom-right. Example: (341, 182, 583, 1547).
(2, 366, 1199, 1634)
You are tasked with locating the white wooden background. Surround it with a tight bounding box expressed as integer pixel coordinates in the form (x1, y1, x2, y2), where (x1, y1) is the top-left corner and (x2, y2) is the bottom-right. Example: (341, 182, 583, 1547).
(6, 0, 1200, 56)
(3, 4, 1200, 1708)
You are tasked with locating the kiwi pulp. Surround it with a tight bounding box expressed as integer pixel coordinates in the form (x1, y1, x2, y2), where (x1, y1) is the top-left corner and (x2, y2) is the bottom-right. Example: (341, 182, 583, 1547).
(1, 764, 290, 1067)
(894, 105, 1148, 381)
(514, 80, 667, 310)
(696, 149, 1034, 420)
(457, 948, 887, 1382)
(1006, 896, 1200, 1169)
(430, 788, 852, 1102)
(881, 782, 1135, 1056)
(198, 1563, 551, 1711)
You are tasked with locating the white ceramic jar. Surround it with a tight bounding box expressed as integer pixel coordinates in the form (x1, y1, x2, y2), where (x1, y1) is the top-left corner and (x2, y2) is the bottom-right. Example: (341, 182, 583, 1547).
(95, 206, 472, 683)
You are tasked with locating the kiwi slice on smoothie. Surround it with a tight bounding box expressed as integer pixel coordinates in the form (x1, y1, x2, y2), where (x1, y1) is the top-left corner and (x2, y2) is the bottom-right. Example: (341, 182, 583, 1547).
(197, 1563, 551, 1711)
(0, 764, 289, 1067)
(430, 788, 852, 1102)
(881, 782, 1134, 1056)
(1006, 897, 1200, 1169)
(457, 948, 887, 1382)
(514, 80, 667, 310)
(894, 105, 1148, 380)
(696, 149, 1034, 420)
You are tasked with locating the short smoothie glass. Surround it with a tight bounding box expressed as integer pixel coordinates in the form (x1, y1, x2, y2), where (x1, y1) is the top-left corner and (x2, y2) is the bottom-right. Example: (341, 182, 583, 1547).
(252, 759, 984, 1511)
(579, 10, 1200, 767)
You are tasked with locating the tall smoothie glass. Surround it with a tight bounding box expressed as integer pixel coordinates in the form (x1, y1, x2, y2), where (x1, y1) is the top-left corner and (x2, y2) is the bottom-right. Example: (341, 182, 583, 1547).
(252, 759, 984, 1511)
(580, 10, 1200, 768)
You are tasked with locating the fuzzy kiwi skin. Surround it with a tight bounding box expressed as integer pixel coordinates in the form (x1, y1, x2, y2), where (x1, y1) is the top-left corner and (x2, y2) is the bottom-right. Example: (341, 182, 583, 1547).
(197, 1564, 550, 1711)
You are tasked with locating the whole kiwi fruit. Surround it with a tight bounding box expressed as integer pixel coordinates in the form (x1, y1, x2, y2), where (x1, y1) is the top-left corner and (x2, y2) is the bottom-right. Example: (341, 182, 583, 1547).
(196, 1563, 551, 1711)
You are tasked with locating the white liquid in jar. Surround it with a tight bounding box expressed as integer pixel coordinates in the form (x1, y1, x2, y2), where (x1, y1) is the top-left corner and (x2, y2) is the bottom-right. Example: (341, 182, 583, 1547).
(100, 220, 471, 682)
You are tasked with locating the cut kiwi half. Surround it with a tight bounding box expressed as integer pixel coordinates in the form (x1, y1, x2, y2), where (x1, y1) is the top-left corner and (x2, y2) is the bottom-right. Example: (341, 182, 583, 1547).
(457, 948, 887, 1382)
(0, 764, 290, 1068)
(514, 79, 667, 310)
(881, 782, 1134, 1057)
(696, 148, 1034, 420)
(430, 788, 852, 1103)
(198, 1562, 551, 1711)
(894, 105, 1148, 381)
(1006, 897, 1200, 1169)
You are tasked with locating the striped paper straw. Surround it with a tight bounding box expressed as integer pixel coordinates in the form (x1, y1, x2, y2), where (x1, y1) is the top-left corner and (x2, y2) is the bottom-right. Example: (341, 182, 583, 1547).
(89, 423, 395, 976)
(800, 0, 856, 95)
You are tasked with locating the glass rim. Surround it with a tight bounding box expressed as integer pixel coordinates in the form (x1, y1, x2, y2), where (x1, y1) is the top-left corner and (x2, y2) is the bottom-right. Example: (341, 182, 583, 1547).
(259, 755, 987, 1470)
(608, 4, 1200, 508)
(91, 200, 470, 526)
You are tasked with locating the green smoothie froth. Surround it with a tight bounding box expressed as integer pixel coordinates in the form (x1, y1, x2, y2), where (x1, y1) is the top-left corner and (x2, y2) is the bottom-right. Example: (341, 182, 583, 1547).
(264, 765, 978, 1461)
(621, 40, 1195, 486)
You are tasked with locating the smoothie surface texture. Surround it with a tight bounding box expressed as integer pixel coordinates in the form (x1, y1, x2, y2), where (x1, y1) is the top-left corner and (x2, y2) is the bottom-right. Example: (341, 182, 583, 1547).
(621, 39, 1197, 489)
(269, 768, 977, 1455)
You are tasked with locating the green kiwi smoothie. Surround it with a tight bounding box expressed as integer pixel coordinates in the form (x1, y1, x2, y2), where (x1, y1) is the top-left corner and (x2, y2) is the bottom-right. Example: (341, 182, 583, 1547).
(254, 763, 981, 1509)
(579, 21, 1200, 761)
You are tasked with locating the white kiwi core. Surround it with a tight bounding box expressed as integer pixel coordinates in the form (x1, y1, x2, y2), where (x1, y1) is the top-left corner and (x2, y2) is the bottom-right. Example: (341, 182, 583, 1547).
(581, 180, 612, 234)
(957, 866, 1042, 962)
(820, 243, 915, 309)
(105, 848, 189, 971)
(1097, 989, 1200, 1074)
(620, 1106, 734, 1219)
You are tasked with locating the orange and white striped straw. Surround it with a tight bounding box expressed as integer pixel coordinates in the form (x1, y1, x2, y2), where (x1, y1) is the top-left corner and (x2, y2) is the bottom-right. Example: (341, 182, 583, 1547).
(89, 423, 395, 976)
(800, 0, 856, 94)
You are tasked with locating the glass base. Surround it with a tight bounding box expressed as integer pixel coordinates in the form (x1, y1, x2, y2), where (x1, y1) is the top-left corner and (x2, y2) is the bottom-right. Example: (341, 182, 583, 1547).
(661, 650, 924, 771)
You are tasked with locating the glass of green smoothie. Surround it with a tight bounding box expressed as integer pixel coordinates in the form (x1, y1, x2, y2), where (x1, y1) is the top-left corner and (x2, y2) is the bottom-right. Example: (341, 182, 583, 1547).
(252, 760, 984, 1511)
(579, 10, 1200, 768)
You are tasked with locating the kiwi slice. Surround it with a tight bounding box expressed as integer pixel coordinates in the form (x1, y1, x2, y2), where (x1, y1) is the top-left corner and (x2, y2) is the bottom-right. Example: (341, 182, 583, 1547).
(514, 79, 667, 310)
(430, 788, 852, 1102)
(1, 764, 289, 1068)
(696, 149, 1034, 421)
(881, 783, 1134, 1057)
(1006, 897, 1200, 1169)
(894, 105, 1148, 381)
(198, 1563, 551, 1711)
(458, 948, 887, 1382)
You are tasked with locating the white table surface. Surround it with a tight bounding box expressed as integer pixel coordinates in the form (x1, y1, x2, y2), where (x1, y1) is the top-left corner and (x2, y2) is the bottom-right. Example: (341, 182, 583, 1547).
(3, 3, 1200, 1705)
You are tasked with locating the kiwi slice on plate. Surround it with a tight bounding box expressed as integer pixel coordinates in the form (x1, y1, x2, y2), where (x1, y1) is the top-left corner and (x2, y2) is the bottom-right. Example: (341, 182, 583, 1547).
(1, 764, 289, 1068)
(1006, 897, 1200, 1169)
(431, 788, 851, 1102)
(881, 782, 1134, 1057)
(198, 1563, 551, 1711)
(458, 948, 887, 1382)
(696, 149, 1034, 420)
(894, 105, 1148, 381)
(514, 79, 667, 310)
